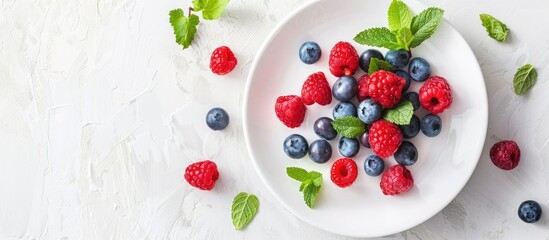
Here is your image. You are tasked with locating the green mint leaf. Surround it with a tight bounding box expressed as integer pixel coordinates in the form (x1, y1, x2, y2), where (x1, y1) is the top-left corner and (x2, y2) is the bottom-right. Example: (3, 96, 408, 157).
(409, 8, 444, 48)
(308, 171, 323, 187)
(299, 179, 311, 192)
(193, 0, 230, 20)
(480, 14, 509, 42)
(368, 58, 395, 75)
(396, 27, 414, 50)
(192, 0, 204, 11)
(513, 64, 537, 95)
(231, 192, 259, 230)
(354, 27, 401, 50)
(388, 0, 412, 32)
(332, 116, 366, 138)
(286, 167, 309, 182)
(303, 182, 321, 208)
(382, 100, 413, 125)
(169, 9, 200, 49)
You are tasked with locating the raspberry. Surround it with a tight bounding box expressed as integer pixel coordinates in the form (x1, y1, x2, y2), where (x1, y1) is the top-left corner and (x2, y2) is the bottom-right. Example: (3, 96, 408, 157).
(301, 72, 332, 106)
(328, 41, 359, 77)
(368, 70, 406, 108)
(210, 46, 237, 75)
(275, 95, 307, 128)
(330, 158, 358, 188)
(419, 76, 453, 114)
(380, 165, 414, 195)
(184, 160, 219, 190)
(490, 140, 520, 170)
(357, 74, 370, 102)
(368, 120, 402, 158)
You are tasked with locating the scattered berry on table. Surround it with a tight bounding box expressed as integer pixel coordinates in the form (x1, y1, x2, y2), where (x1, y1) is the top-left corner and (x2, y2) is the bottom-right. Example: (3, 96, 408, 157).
(184, 160, 219, 190)
(400, 115, 420, 139)
(275, 95, 307, 128)
(385, 49, 410, 68)
(368, 70, 406, 108)
(420, 114, 442, 137)
(357, 74, 370, 101)
(299, 41, 322, 64)
(518, 200, 542, 223)
(394, 70, 412, 92)
(309, 139, 332, 164)
(490, 140, 520, 170)
(210, 46, 237, 75)
(283, 134, 309, 159)
(301, 72, 332, 106)
(359, 131, 371, 148)
(206, 107, 229, 130)
(419, 76, 453, 114)
(364, 155, 384, 177)
(332, 76, 358, 102)
(369, 119, 403, 158)
(359, 49, 384, 72)
(338, 137, 360, 158)
(394, 141, 418, 166)
(380, 165, 414, 195)
(357, 98, 382, 124)
(333, 101, 357, 119)
(404, 91, 420, 111)
(330, 158, 358, 188)
(314, 117, 337, 140)
(329, 41, 359, 77)
(408, 57, 431, 82)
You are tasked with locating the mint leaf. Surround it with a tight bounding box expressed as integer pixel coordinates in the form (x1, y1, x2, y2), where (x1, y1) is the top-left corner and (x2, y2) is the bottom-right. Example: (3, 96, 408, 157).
(169, 9, 200, 49)
(287, 168, 323, 208)
(231, 192, 259, 230)
(382, 100, 413, 125)
(480, 14, 509, 42)
(192, 0, 204, 11)
(388, 0, 412, 32)
(332, 116, 366, 138)
(409, 8, 444, 48)
(396, 27, 414, 50)
(303, 182, 321, 208)
(513, 64, 537, 95)
(193, 0, 229, 20)
(354, 27, 401, 50)
(368, 58, 395, 75)
(286, 167, 309, 182)
(308, 171, 322, 187)
(299, 179, 311, 192)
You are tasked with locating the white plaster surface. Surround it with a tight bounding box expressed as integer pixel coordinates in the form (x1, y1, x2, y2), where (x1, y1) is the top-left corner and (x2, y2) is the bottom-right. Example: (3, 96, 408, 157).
(1, 0, 548, 239)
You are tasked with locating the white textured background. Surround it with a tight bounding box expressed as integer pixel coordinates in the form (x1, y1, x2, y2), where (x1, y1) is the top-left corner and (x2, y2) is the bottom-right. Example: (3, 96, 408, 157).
(1, 0, 549, 239)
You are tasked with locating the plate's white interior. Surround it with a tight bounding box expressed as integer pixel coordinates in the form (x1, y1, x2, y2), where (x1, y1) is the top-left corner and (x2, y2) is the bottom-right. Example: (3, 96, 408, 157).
(243, 0, 487, 237)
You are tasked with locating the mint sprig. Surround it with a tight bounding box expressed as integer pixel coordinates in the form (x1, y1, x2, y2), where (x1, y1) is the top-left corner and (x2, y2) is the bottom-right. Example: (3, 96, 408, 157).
(388, 0, 412, 32)
(368, 58, 395, 75)
(382, 100, 414, 125)
(231, 192, 259, 230)
(331, 116, 366, 138)
(286, 167, 323, 208)
(480, 14, 509, 42)
(513, 64, 537, 95)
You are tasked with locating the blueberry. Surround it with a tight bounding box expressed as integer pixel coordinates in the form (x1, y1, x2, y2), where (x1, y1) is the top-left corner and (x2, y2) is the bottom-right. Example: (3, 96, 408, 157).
(283, 134, 309, 159)
(333, 101, 357, 119)
(332, 76, 358, 102)
(385, 49, 410, 68)
(404, 92, 420, 111)
(359, 49, 384, 72)
(338, 137, 359, 157)
(363, 155, 384, 176)
(314, 117, 337, 140)
(359, 131, 371, 148)
(394, 141, 418, 166)
(399, 115, 420, 139)
(518, 200, 542, 223)
(421, 114, 442, 137)
(309, 139, 332, 163)
(394, 70, 412, 92)
(299, 41, 321, 64)
(357, 98, 382, 124)
(206, 107, 229, 130)
(408, 57, 431, 82)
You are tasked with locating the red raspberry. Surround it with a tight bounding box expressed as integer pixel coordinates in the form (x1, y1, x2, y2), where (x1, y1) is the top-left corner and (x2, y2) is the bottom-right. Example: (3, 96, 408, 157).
(330, 158, 358, 188)
(419, 76, 453, 114)
(184, 160, 219, 190)
(490, 140, 520, 170)
(328, 41, 359, 77)
(357, 74, 370, 101)
(368, 70, 406, 108)
(210, 46, 237, 75)
(380, 165, 414, 195)
(301, 72, 332, 106)
(275, 95, 307, 128)
(368, 120, 402, 158)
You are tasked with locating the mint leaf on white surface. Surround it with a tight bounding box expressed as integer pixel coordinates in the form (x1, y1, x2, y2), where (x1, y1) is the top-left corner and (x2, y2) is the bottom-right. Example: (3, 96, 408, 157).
(513, 64, 537, 95)
(286, 167, 310, 182)
(169, 9, 200, 49)
(303, 183, 321, 208)
(382, 100, 414, 125)
(388, 0, 412, 32)
(193, 0, 230, 20)
(368, 58, 395, 75)
(308, 171, 322, 187)
(231, 192, 259, 230)
(286, 167, 323, 208)
(354, 27, 401, 50)
(396, 27, 414, 50)
(480, 13, 509, 42)
(332, 116, 366, 138)
(409, 7, 444, 48)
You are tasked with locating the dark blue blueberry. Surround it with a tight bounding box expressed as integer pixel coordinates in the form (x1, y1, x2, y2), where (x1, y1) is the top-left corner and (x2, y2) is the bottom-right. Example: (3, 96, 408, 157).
(338, 137, 359, 157)
(394, 70, 412, 92)
(314, 117, 337, 140)
(299, 41, 322, 64)
(404, 92, 420, 111)
(332, 76, 358, 102)
(399, 115, 420, 139)
(394, 141, 418, 166)
(385, 49, 410, 68)
(283, 134, 309, 159)
(408, 57, 431, 82)
(421, 114, 442, 137)
(206, 107, 229, 130)
(363, 155, 384, 176)
(359, 49, 384, 72)
(357, 98, 381, 124)
(359, 131, 371, 148)
(518, 200, 542, 223)
(333, 101, 357, 119)
(309, 139, 332, 163)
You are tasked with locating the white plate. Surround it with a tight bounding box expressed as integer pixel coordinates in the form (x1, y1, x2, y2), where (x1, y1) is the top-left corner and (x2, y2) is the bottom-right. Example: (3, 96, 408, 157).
(243, 0, 488, 237)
